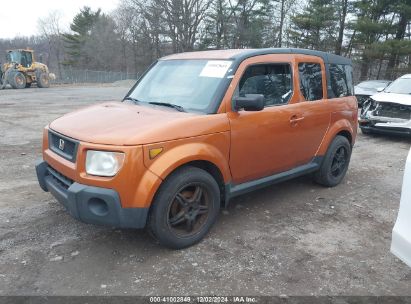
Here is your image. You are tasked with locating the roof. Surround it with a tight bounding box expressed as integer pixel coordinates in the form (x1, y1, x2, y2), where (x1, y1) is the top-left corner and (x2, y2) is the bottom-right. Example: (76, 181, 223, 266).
(400, 74, 411, 79)
(161, 48, 352, 65)
(6, 49, 34, 53)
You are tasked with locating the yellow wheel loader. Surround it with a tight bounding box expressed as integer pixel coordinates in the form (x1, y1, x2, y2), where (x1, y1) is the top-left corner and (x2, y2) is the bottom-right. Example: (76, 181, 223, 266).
(0, 49, 55, 90)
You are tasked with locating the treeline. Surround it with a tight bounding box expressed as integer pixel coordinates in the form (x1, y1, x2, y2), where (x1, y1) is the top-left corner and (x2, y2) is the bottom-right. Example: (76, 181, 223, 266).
(1, 0, 410, 82)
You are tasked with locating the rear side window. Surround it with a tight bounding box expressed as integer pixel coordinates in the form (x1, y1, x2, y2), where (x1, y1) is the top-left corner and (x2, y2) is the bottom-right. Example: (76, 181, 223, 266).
(235, 63, 293, 107)
(329, 64, 354, 97)
(344, 65, 354, 95)
(298, 63, 323, 101)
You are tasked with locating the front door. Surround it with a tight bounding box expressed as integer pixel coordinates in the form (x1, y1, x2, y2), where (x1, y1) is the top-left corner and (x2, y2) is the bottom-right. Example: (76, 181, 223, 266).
(227, 55, 304, 184)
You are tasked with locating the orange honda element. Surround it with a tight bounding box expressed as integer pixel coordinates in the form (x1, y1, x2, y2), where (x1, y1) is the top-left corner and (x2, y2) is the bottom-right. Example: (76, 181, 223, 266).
(35, 48, 358, 249)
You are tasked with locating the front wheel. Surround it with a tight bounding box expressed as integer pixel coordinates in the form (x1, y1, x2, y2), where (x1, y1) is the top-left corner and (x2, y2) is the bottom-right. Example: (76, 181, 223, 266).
(314, 135, 352, 187)
(9, 71, 26, 89)
(147, 166, 220, 249)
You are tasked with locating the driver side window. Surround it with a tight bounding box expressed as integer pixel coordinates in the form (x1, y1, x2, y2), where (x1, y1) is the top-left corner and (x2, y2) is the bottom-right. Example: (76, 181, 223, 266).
(234, 63, 293, 107)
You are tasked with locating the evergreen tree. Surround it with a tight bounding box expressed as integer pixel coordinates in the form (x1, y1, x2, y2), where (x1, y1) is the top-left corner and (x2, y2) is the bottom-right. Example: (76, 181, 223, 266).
(351, 0, 395, 79)
(384, 0, 411, 78)
(288, 0, 339, 52)
(63, 7, 101, 67)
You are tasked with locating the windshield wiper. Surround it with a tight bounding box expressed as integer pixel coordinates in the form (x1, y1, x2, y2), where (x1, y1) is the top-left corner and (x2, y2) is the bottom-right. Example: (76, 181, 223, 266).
(123, 96, 143, 103)
(148, 101, 186, 112)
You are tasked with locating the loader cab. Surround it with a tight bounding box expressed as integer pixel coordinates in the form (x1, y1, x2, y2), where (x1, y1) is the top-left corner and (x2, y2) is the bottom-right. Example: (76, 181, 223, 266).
(6, 50, 33, 68)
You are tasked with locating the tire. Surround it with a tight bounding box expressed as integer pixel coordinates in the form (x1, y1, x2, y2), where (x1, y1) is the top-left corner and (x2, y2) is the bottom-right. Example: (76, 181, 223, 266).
(9, 71, 26, 89)
(314, 135, 352, 187)
(360, 127, 372, 135)
(147, 166, 220, 249)
(36, 71, 50, 88)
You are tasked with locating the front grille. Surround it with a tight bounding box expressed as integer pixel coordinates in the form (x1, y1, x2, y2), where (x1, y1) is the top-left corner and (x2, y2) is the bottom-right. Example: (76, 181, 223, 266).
(46, 166, 73, 190)
(48, 130, 78, 162)
(374, 103, 411, 120)
(356, 95, 370, 105)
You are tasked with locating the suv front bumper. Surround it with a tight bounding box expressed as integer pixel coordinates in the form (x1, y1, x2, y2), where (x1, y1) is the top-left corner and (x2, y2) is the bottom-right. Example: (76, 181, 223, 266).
(35, 160, 149, 229)
(359, 115, 411, 136)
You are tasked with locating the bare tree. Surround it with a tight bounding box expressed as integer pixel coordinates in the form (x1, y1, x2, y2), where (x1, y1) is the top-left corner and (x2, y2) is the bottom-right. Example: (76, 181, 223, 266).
(335, 0, 349, 55)
(37, 11, 65, 78)
(153, 0, 213, 52)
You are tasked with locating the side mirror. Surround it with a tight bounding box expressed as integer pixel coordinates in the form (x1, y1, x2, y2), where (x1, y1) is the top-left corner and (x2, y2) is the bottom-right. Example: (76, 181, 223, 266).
(376, 87, 385, 92)
(233, 94, 264, 111)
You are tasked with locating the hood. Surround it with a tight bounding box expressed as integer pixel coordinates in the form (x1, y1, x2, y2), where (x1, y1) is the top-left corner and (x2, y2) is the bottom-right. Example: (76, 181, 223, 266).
(50, 102, 230, 145)
(354, 86, 377, 96)
(371, 92, 411, 106)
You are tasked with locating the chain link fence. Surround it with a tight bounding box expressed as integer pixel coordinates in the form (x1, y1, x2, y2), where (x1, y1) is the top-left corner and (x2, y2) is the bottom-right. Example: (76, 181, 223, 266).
(52, 68, 139, 84)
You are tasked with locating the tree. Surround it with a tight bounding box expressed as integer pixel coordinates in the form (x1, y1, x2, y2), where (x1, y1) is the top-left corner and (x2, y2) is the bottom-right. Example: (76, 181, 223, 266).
(63, 7, 101, 67)
(384, 0, 411, 78)
(335, 0, 351, 55)
(273, 0, 296, 47)
(200, 0, 232, 49)
(38, 11, 65, 78)
(83, 15, 122, 71)
(228, 0, 271, 48)
(351, 0, 396, 80)
(152, 0, 213, 52)
(288, 0, 340, 51)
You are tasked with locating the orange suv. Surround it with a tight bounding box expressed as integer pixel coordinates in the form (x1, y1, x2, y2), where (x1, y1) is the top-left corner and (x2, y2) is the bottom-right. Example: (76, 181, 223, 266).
(35, 48, 357, 249)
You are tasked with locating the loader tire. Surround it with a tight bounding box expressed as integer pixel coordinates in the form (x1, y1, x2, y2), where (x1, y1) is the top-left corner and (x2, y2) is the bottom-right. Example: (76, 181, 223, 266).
(9, 71, 26, 89)
(36, 71, 50, 88)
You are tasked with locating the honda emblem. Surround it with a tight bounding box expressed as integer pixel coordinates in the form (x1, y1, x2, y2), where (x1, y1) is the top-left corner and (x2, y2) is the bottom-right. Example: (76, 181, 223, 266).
(58, 139, 65, 150)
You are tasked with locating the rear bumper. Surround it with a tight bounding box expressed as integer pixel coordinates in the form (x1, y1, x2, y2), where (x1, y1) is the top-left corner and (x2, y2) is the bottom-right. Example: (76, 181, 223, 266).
(35, 160, 148, 229)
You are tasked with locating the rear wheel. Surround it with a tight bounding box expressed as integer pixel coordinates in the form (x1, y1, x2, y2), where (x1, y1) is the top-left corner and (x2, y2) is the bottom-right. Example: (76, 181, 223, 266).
(148, 166, 220, 249)
(314, 135, 351, 187)
(9, 71, 26, 89)
(36, 71, 50, 88)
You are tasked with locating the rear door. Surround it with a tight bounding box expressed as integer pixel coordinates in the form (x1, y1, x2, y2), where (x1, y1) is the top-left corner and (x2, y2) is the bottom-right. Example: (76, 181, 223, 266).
(290, 56, 331, 166)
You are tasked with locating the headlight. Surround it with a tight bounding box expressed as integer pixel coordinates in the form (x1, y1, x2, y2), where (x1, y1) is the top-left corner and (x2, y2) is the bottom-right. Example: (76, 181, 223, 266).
(85, 150, 125, 177)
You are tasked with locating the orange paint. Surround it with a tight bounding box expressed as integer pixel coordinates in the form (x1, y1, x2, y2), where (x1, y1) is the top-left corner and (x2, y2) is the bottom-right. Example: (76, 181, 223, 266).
(41, 49, 357, 209)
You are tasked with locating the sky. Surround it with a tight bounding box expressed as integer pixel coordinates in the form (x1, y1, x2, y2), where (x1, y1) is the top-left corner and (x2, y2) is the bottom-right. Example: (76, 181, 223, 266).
(0, 0, 119, 39)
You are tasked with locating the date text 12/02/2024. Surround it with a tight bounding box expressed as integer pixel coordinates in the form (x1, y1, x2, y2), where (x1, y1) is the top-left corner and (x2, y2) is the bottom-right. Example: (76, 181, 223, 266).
(149, 296, 257, 303)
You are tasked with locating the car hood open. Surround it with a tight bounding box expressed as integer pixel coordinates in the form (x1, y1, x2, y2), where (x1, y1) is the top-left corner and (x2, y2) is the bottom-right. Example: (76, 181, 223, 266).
(49, 102, 229, 145)
(371, 92, 411, 106)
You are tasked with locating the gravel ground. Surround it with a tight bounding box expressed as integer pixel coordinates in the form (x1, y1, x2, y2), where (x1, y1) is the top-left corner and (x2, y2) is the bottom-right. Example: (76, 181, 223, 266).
(0, 85, 410, 296)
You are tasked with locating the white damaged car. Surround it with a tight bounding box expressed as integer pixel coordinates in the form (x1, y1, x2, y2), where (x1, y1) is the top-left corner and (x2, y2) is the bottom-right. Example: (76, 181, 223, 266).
(391, 148, 411, 267)
(359, 74, 411, 136)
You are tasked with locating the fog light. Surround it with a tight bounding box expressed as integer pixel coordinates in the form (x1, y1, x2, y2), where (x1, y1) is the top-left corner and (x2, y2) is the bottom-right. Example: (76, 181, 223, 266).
(88, 197, 109, 216)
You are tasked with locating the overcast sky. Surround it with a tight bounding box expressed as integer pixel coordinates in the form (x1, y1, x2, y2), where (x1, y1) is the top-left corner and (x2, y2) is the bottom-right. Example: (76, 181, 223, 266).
(0, 0, 119, 39)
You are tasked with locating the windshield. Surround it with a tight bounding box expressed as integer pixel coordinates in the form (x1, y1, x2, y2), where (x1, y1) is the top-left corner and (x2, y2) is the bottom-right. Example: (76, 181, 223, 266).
(6, 51, 32, 67)
(357, 80, 389, 89)
(127, 59, 232, 113)
(7, 51, 22, 63)
(385, 78, 411, 94)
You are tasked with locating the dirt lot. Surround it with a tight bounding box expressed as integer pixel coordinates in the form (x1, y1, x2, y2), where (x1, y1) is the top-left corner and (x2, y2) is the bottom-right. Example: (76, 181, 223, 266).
(0, 85, 410, 296)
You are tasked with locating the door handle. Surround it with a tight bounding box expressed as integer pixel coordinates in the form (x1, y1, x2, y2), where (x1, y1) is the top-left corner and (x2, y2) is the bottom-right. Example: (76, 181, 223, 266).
(290, 115, 305, 123)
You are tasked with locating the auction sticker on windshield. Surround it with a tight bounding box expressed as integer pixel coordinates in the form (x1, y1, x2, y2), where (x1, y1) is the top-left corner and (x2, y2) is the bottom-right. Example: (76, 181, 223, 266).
(200, 60, 232, 78)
